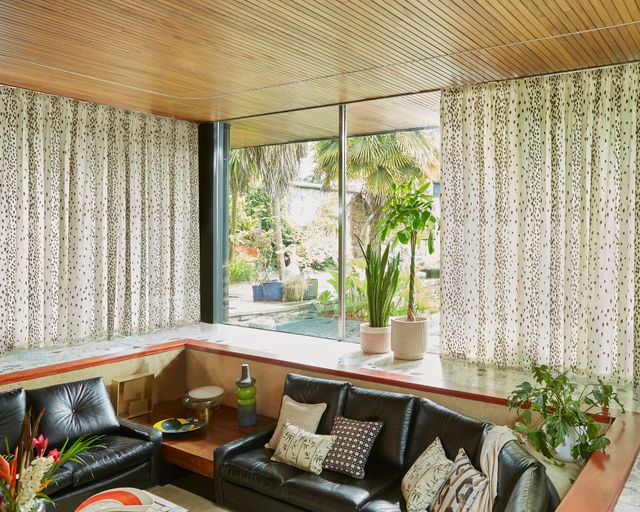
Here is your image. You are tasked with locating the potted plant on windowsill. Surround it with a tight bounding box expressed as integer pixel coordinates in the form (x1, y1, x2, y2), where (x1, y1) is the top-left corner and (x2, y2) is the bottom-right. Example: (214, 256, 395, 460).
(508, 365, 624, 463)
(378, 180, 438, 360)
(358, 238, 400, 354)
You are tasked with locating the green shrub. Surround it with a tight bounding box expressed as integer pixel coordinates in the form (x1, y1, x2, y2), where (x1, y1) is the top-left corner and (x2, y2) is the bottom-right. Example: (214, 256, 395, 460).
(284, 275, 307, 302)
(228, 258, 255, 283)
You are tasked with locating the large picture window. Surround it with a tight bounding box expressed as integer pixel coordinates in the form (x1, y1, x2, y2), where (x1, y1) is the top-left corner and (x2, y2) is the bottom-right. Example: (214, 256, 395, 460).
(223, 94, 441, 348)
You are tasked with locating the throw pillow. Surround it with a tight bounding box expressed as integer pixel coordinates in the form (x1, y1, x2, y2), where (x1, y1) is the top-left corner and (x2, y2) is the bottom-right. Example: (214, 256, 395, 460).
(322, 415, 383, 479)
(402, 437, 454, 512)
(432, 448, 489, 512)
(266, 395, 327, 449)
(271, 422, 336, 474)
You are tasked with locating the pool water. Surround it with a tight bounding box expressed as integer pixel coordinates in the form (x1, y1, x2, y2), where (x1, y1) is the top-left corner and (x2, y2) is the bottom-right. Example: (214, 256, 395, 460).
(276, 317, 362, 342)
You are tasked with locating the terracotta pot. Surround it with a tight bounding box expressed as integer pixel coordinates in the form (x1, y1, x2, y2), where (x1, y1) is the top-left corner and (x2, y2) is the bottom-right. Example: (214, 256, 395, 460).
(360, 323, 391, 354)
(391, 316, 428, 360)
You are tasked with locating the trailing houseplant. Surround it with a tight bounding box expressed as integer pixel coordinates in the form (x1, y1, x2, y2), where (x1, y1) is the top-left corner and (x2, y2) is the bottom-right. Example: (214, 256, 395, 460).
(358, 238, 400, 354)
(0, 410, 102, 512)
(507, 365, 624, 463)
(378, 180, 438, 359)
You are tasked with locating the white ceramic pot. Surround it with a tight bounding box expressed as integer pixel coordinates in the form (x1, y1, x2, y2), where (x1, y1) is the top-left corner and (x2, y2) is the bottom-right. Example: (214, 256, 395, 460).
(553, 426, 586, 463)
(360, 324, 391, 354)
(391, 316, 428, 360)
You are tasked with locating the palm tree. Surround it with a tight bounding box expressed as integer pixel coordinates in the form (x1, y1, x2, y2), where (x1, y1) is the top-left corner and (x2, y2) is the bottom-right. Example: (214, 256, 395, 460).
(314, 130, 439, 256)
(229, 147, 258, 261)
(254, 143, 307, 280)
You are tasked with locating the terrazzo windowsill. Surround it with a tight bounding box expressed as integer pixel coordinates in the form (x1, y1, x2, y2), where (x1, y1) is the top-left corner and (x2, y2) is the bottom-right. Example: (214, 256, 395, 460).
(2, 322, 640, 412)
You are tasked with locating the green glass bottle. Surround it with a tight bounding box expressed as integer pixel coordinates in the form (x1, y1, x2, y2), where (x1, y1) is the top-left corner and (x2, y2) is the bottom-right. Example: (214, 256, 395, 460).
(236, 363, 257, 426)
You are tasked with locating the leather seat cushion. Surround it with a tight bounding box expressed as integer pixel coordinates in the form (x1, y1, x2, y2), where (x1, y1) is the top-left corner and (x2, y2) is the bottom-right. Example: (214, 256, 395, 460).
(343, 387, 415, 468)
(220, 447, 304, 499)
(67, 435, 154, 486)
(44, 465, 74, 495)
(406, 398, 489, 469)
(280, 464, 400, 512)
(283, 374, 350, 434)
(27, 377, 119, 449)
(0, 388, 26, 452)
(359, 487, 404, 512)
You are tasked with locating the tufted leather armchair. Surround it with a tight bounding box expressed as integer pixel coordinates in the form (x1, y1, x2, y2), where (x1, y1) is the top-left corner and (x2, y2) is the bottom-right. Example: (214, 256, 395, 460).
(0, 377, 161, 511)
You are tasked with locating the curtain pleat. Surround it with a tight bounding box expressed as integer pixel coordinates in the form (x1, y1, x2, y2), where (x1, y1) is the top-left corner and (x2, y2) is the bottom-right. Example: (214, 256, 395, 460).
(0, 86, 199, 355)
(441, 63, 640, 383)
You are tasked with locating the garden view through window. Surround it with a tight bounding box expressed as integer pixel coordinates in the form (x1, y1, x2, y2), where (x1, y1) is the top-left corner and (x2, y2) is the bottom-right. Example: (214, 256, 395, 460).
(225, 97, 441, 351)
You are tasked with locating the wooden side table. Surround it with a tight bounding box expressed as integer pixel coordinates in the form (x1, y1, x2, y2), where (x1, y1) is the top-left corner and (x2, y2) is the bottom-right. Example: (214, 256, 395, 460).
(137, 399, 274, 478)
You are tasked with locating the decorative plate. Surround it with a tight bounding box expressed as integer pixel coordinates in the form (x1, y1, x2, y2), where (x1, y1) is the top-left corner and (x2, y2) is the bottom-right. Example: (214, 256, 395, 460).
(153, 417, 206, 433)
(75, 487, 153, 511)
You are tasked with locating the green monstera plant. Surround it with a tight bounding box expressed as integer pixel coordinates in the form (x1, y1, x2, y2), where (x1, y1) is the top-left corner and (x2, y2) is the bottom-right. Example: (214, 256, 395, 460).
(507, 365, 624, 462)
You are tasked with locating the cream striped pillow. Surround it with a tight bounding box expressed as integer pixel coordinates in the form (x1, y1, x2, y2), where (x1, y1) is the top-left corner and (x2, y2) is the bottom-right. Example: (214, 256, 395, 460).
(266, 395, 327, 449)
(271, 422, 336, 474)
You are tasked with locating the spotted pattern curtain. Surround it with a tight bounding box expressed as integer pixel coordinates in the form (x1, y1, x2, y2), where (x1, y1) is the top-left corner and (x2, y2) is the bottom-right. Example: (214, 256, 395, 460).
(0, 86, 200, 355)
(440, 63, 640, 384)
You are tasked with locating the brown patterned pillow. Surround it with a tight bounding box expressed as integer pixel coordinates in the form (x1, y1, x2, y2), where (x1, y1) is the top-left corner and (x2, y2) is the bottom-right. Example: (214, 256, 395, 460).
(432, 448, 488, 512)
(322, 415, 383, 479)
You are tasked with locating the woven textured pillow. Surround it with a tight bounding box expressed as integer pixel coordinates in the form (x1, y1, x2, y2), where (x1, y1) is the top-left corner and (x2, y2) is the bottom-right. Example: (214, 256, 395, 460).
(271, 422, 336, 474)
(432, 448, 489, 512)
(402, 437, 454, 512)
(322, 415, 383, 479)
(266, 395, 327, 449)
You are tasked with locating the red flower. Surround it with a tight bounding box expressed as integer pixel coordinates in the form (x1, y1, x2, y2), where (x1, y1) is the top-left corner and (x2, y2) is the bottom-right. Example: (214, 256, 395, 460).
(0, 456, 10, 483)
(32, 434, 48, 455)
(47, 448, 60, 462)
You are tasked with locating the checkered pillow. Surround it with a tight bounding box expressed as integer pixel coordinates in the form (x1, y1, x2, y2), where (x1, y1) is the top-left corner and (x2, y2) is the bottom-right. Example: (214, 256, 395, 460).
(322, 415, 383, 479)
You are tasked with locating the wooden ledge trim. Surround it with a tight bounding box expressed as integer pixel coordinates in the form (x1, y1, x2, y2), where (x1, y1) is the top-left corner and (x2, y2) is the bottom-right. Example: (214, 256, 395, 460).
(558, 412, 640, 511)
(0, 339, 188, 386)
(184, 339, 509, 406)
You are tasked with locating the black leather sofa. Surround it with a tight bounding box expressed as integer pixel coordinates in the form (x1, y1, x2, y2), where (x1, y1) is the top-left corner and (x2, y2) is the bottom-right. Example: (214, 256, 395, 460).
(214, 374, 559, 512)
(0, 377, 161, 511)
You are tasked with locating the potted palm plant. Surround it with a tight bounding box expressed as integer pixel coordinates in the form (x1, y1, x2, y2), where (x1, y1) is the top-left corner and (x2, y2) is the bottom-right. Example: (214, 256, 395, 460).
(358, 239, 400, 354)
(378, 180, 438, 359)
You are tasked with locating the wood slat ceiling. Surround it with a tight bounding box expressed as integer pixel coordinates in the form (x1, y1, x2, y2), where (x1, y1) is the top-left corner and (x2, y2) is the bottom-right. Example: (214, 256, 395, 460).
(229, 92, 440, 148)
(0, 0, 639, 145)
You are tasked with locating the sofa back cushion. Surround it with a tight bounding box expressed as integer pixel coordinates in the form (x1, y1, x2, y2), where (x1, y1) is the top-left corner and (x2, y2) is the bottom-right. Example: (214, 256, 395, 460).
(0, 388, 26, 452)
(343, 386, 415, 469)
(283, 374, 349, 434)
(26, 377, 119, 448)
(406, 398, 489, 470)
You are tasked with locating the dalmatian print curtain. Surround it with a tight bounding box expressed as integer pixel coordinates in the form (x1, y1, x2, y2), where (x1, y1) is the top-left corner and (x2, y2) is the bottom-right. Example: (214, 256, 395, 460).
(0, 86, 200, 355)
(440, 63, 640, 384)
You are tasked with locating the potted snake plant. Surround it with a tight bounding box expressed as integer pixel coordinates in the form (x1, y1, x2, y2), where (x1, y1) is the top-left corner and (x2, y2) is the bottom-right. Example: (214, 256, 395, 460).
(378, 180, 438, 359)
(358, 239, 400, 354)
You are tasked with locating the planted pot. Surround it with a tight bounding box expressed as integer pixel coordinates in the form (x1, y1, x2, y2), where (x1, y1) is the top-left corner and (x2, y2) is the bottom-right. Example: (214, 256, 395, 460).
(360, 323, 391, 354)
(251, 284, 265, 302)
(391, 316, 428, 360)
(552, 426, 586, 463)
(261, 280, 284, 301)
(304, 278, 319, 300)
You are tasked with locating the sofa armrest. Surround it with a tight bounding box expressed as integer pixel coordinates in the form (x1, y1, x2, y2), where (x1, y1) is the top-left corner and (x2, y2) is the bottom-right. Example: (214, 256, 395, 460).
(117, 418, 162, 486)
(117, 417, 163, 445)
(504, 465, 559, 512)
(213, 423, 276, 504)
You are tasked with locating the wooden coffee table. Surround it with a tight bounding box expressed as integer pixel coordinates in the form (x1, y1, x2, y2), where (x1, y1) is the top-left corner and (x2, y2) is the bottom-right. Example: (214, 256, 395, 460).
(137, 399, 274, 477)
